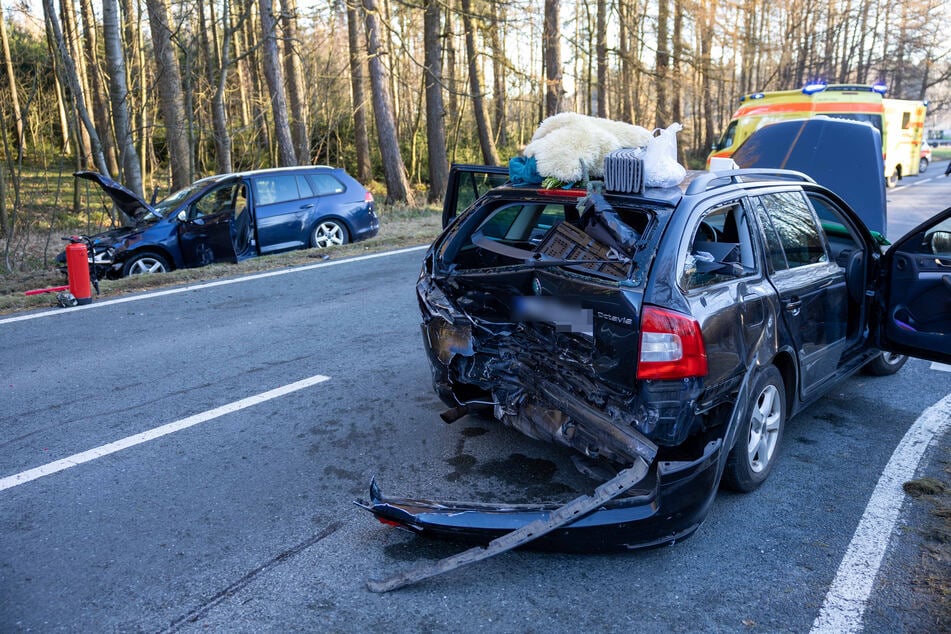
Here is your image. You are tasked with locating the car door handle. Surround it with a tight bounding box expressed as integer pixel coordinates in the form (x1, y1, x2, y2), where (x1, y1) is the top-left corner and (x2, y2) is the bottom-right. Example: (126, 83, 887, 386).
(937, 257, 951, 268)
(783, 298, 802, 315)
(299, 203, 314, 210)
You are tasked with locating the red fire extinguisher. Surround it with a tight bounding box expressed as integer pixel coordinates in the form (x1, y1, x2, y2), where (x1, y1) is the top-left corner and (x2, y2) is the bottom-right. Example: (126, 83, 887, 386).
(65, 236, 93, 305)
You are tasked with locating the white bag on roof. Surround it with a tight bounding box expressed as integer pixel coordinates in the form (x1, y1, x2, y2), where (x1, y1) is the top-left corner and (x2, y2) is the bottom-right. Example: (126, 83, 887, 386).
(643, 123, 686, 188)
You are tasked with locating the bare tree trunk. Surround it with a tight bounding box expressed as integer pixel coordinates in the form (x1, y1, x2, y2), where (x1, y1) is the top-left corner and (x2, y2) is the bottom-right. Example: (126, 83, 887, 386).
(232, 5, 252, 130)
(145, 0, 192, 190)
(118, 0, 147, 184)
(618, 0, 632, 122)
(0, 11, 23, 161)
(199, 0, 235, 173)
(489, 2, 507, 148)
(346, 3, 372, 184)
(259, 0, 297, 166)
(460, 0, 499, 165)
(698, 0, 718, 150)
(363, 0, 410, 203)
(102, 0, 143, 195)
(672, 0, 683, 125)
(424, 0, 448, 202)
(543, 0, 562, 117)
(43, 0, 113, 220)
(655, 0, 669, 127)
(79, 0, 118, 175)
(280, 0, 310, 163)
(59, 0, 91, 165)
(595, 0, 607, 117)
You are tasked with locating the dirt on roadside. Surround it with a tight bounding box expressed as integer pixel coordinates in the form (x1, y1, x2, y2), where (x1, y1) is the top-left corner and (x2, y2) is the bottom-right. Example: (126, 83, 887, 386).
(902, 449, 951, 627)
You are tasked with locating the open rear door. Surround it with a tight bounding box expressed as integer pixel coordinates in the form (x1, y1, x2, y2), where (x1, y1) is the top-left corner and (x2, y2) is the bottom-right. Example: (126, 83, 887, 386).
(878, 206, 951, 364)
(442, 164, 509, 228)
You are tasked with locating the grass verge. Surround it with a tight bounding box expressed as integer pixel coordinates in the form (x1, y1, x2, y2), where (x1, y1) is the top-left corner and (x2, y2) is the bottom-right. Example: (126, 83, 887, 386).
(0, 204, 442, 315)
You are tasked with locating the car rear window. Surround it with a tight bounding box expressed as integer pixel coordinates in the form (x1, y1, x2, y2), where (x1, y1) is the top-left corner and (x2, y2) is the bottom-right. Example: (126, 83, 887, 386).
(444, 196, 652, 280)
(310, 173, 346, 196)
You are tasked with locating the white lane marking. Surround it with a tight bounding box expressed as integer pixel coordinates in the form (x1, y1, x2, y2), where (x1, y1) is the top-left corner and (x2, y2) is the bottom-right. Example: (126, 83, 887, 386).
(811, 392, 951, 633)
(0, 245, 429, 325)
(932, 362, 951, 372)
(892, 175, 938, 191)
(0, 374, 330, 492)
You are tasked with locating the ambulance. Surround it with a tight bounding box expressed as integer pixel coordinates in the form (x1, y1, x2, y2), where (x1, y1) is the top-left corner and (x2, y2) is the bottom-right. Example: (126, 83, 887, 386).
(708, 83, 927, 187)
(882, 98, 927, 186)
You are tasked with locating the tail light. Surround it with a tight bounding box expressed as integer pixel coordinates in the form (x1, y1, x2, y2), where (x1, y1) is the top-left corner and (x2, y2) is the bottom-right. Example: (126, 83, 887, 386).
(365, 191, 374, 203)
(637, 305, 708, 380)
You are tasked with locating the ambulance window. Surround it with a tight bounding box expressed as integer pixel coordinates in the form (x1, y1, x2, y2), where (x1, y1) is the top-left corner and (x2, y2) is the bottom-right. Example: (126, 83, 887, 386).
(717, 121, 738, 150)
(901, 112, 911, 129)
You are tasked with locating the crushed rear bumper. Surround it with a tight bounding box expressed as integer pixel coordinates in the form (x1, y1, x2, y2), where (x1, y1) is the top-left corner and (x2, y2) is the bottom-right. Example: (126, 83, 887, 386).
(356, 439, 722, 553)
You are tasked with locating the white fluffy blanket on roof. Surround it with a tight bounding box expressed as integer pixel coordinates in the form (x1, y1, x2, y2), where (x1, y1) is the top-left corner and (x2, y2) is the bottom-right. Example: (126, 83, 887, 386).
(523, 113, 652, 183)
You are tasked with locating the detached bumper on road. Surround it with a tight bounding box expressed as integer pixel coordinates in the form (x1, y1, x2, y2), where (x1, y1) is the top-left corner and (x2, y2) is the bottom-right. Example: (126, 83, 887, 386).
(356, 439, 723, 553)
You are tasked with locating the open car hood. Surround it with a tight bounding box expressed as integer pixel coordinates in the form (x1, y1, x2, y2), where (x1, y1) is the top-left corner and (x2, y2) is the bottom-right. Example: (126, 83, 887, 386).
(75, 171, 155, 221)
(731, 118, 888, 236)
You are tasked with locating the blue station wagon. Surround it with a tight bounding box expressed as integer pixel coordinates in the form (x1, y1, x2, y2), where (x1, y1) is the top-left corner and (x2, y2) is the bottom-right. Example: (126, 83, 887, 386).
(63, 166, 378, 277)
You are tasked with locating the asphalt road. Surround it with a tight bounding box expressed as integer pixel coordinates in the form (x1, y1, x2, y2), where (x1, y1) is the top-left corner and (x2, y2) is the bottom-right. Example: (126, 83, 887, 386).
(1, 176, 949, 632)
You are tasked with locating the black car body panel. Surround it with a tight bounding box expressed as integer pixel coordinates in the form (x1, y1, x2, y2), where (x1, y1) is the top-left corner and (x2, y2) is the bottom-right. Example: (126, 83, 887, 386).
(61, 167, 378, 277)
(361, 123, 951, 553)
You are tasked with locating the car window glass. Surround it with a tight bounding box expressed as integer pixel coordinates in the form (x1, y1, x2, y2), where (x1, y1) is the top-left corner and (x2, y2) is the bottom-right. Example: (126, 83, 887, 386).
(753, 198, 787, 272)
(310, 173, 346, 196)
(253, 175, 300, 205)
(477, 203, 567, 242)
(189, 183, 238, 220)
(682, 203, 757, 289)
(807, 194, 862, 267)
(297, 175, 315, 197)
(759, 191, 827, 268)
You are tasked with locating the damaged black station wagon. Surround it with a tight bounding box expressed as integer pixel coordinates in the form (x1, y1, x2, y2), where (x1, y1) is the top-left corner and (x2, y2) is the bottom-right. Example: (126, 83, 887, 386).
(361, 130, 951, 556)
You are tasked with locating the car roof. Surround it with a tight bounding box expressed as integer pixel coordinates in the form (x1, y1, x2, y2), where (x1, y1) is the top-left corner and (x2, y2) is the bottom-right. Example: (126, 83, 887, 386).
(479, 168, 818, 209)
(222, 165, 340, 180)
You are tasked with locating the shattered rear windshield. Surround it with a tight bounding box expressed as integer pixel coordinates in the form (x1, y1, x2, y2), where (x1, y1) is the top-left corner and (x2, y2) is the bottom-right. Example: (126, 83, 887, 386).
(446, 195, 654, 280)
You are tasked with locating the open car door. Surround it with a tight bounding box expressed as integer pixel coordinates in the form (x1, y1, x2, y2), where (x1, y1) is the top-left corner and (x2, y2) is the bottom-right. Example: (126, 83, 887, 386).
(878, 206, 951, 364)
(442, 164, 509, 228)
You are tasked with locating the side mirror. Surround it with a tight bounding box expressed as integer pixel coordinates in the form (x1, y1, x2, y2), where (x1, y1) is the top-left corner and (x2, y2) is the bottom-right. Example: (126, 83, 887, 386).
(929, 230, 951, 256)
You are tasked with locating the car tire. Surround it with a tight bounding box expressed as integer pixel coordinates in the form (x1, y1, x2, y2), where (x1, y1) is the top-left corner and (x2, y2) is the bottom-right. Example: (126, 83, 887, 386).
(722, 365, 786, 493)
(886, 169, 899, 188)
(122, 252, 170, 276)
(862, 351, 908, 376)
(919, 157, 929, 173)
(311, 219, 349, 249)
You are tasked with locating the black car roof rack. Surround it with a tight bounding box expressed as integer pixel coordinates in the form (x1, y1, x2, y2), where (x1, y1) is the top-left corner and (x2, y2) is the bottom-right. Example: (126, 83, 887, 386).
(685, 168, 816, 196)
